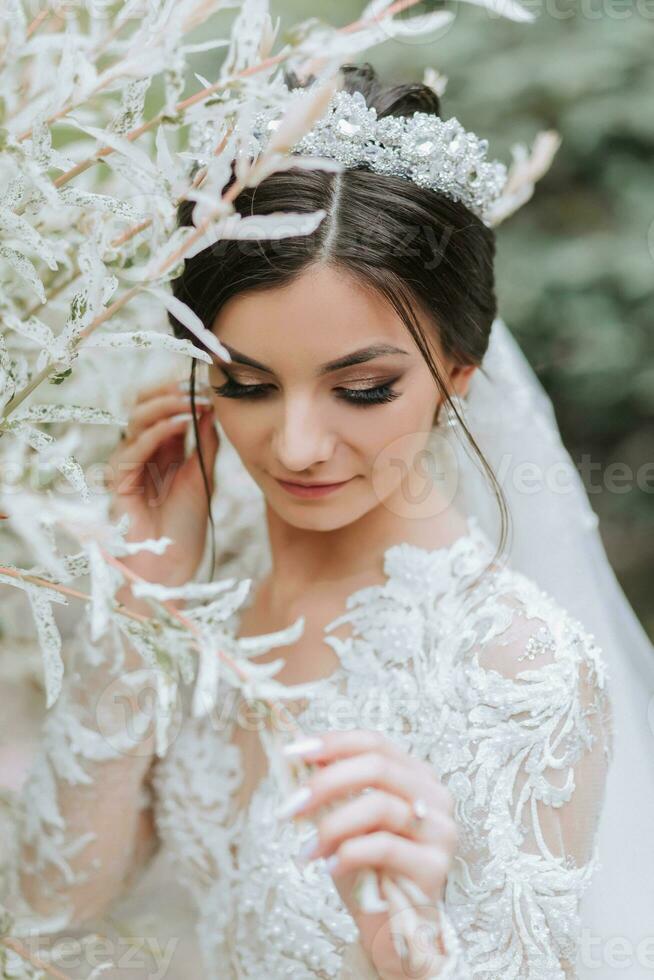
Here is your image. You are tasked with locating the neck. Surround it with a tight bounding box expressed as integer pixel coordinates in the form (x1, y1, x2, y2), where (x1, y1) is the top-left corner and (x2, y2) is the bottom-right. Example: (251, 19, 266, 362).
(263, 481, 470, 600)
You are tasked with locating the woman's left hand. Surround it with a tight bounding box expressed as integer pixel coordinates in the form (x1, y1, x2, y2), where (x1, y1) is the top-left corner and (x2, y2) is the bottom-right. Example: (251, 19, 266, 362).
(277, 729, 459, 979)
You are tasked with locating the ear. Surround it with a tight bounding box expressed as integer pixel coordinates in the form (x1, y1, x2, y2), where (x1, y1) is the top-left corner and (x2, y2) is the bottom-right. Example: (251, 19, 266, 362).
(449, 364, 477, 399)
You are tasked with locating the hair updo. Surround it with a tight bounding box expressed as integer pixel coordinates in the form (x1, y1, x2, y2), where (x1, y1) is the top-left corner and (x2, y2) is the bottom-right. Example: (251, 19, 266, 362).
(168, 62, 510, 580)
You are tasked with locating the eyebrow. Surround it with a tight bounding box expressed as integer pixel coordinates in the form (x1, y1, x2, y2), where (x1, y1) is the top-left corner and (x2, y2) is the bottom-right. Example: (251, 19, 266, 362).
(215, 343, 410, 377)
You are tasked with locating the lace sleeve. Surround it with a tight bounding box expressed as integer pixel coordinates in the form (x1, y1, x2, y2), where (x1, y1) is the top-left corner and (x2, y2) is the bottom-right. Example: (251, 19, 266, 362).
(441, 580, 615, 979)
(3, 612, 161, 936)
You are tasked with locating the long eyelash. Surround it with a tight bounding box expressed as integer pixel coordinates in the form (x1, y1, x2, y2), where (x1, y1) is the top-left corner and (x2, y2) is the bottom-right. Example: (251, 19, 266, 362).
(339, 383, 400, 406)
(211, 376, 401, 406)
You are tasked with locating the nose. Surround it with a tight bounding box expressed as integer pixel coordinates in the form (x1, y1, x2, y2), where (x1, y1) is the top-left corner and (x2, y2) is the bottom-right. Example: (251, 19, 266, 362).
(272, 395, 336, 474)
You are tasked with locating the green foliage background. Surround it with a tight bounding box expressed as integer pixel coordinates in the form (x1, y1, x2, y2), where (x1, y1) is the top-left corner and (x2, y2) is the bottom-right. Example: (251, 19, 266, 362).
(190, 0, 654, 636)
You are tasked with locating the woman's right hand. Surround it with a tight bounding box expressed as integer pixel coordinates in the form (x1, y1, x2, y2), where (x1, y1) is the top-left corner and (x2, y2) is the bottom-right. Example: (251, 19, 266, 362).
(104, 377, 220, 611)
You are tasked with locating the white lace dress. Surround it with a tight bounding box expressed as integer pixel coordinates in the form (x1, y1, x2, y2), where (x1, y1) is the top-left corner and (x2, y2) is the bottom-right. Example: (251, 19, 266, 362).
(5, 515, 614, 980)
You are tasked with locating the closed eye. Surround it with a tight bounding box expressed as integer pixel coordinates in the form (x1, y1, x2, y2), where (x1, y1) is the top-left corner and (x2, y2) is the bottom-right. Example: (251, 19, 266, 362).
(211, 374, 402, 407)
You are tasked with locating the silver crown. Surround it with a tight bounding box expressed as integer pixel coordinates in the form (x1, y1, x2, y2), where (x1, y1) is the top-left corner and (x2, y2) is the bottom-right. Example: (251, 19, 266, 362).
(252, 89, 508, 227)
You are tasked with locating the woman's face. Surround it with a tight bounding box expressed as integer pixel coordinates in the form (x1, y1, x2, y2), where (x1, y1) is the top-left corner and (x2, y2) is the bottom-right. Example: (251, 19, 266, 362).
(208, 263, 473, 533)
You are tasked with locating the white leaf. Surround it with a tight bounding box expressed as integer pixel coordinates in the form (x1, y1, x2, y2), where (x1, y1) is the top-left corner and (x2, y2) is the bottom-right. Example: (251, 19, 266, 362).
(266, 73, 343, 158)
(0, 207, 59, 272)
(54, 454, 91, 502)
(119, 536, 173, 556)
(108, 77, 151, 135)
(0, 571, 66, 608)
(115, 619, 160, 669)
(153, 667, 180, 756)
(144, 287, 232, 363)
(0, 246, 46, 303)
(66, 116, 158, 177)
(243, 153, 343, 186)
(191, 638, 222, 719)
(182, 209, 328, 258)
(487, 130, 561, 226)
(379, 10, 455, 37)
(0, 494, 69, 582)
(3, 312, 55, 350)
(155, 125, 181, 187)
(13, 405, 128, 426)
(87, 541, 115, 641)
(183, 39, 230, 54)
(10, 422, 91, 500)
(186, 579, 253, 630)
(220, 0, 273, 77)
(455, 0, 535, 22)
(57, 186, 143, 221)
(132, 579, 237, 602)
(194, 72, 213, 89)
(26, 586, 64, 709)
(82, 330, 213, 364)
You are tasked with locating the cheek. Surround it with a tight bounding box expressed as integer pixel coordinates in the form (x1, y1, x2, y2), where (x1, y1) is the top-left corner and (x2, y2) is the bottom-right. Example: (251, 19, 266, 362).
(350, 394, 434, 463)
(362, 405, 438, 504)
(213, 404, 259, 457)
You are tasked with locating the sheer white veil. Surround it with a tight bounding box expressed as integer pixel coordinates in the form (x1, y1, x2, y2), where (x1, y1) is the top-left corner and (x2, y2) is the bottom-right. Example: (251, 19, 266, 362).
(444, 314, 654, 979)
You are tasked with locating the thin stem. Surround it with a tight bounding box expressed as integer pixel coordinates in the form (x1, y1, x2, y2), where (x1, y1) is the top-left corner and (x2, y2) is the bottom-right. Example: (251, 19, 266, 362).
(0, 564, 151, 625)
(2, 0, 424, 420)
(22, 0, 423, 191)
(25, 10, 51, 39)
(100, 550, 248, 683)
(99, 551, 305, 741)
(341, 0, 422, 33)
(2, 283, 141, 419)
(110, 130, 228, 250)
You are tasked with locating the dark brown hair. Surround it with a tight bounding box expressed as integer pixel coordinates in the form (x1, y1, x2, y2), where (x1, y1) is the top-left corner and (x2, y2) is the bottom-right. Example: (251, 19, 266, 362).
(168, 62, 511, 586)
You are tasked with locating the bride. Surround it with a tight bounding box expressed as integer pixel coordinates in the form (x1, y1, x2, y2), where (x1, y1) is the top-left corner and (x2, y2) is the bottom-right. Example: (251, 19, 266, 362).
(8, 64, 654, 980)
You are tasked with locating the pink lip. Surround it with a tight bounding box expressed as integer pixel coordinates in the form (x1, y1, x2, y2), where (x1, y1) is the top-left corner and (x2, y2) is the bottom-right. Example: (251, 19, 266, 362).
(275, 477, 352, 498)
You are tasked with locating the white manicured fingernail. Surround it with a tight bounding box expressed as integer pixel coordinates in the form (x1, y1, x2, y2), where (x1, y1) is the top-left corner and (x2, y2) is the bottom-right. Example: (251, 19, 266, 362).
(282, 736, 323, 758)
(190, 396, 212, 406)
(275, 786, 311, 821)
(169, 412, 193, 423)
(325, 854, 340, 875)
(297, 830, 319, 864)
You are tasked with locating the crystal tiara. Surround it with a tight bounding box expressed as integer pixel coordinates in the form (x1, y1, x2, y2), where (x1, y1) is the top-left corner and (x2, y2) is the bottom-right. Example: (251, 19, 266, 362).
(251, 88, 509, 227)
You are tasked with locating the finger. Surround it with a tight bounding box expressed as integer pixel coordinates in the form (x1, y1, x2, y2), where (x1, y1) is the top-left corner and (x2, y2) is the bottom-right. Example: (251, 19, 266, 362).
(283, 729, 409, 766)
(125, 392, 212, 442)
(327, 830, 449, 899)
(282, 731, 454, 815)
(303, 790, 458, 862)
(133, 376, 209, 405)
(107, 414, 195, 494)
(278, 751, 448, 823)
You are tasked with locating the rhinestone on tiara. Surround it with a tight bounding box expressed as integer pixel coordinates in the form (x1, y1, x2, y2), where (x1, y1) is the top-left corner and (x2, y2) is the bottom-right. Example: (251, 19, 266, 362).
(251, 88, 508, 227)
